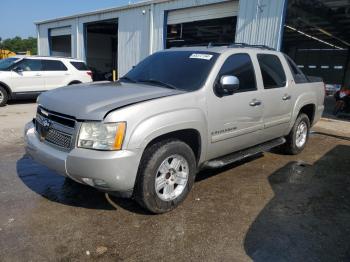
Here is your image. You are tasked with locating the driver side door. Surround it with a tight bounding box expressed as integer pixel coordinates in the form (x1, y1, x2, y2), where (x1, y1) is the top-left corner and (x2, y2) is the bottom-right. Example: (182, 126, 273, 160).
(206, 53, 265, 160)
(10, 59, 45, 93)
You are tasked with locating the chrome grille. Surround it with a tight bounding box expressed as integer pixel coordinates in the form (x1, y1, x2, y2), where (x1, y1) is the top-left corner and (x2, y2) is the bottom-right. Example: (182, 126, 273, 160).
(36, 122, 72, 148)
(35, 107, 76, 150)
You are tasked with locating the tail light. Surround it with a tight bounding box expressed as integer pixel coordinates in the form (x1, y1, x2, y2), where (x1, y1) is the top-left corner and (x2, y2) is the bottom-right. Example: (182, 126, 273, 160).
(87, 71, 93, 78)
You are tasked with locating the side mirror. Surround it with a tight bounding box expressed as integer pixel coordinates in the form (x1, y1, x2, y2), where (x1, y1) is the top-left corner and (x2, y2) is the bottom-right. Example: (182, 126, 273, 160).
(13, 67, 23, 73)
(218, 75, 240, 95)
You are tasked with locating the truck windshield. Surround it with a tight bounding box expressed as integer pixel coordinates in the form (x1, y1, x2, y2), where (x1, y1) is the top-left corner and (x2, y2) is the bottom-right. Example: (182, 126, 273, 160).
(0, 58, 20, 71)
(122, 51, 219, 91)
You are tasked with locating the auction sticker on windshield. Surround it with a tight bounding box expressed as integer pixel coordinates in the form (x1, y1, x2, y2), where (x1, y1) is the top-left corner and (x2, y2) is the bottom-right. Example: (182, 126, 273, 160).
(189, 54, 213, 60)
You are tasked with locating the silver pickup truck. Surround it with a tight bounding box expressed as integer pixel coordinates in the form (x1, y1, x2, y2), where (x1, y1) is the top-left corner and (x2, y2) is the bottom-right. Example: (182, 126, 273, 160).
(24, 45, 324, 213)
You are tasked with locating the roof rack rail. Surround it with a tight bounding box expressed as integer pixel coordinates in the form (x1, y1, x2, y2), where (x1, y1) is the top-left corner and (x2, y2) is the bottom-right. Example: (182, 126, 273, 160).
(228, 43, 275, 50)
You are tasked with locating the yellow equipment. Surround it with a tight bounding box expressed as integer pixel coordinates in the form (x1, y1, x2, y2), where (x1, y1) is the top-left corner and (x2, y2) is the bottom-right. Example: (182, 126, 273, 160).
(0, 49, 16, 59)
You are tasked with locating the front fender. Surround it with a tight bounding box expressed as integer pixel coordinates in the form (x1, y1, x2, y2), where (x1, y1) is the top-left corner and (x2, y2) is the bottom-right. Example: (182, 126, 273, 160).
(127, 108, 208, 163)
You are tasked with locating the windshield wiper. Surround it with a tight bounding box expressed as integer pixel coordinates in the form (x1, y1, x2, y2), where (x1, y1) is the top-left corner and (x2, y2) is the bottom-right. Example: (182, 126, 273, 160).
(119, 76, 137, 83)
(137, 79, 177, 90)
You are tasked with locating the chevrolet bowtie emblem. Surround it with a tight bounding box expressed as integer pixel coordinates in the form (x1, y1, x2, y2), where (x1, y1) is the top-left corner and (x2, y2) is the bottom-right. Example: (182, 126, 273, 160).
(40, 119, 52, 141)
(42, 118, 51, 128)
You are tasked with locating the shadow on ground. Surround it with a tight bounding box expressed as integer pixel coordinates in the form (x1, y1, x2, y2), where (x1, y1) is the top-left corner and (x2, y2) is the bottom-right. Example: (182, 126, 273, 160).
(244, 145, 350, 261)
(16, 156, 115, 210)
(16, 153, 262, 214)
(8, 98, 36, 105)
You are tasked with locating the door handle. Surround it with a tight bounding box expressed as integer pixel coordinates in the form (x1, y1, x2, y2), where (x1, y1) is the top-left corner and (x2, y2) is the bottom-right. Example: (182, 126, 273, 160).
(35, 73, 42, 76)
(282, 94, 291, 101)
(249, 99, 262, 107)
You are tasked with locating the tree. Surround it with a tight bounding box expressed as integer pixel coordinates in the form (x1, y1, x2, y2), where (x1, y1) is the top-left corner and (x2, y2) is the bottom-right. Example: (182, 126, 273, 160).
(0, 36, 37, 55)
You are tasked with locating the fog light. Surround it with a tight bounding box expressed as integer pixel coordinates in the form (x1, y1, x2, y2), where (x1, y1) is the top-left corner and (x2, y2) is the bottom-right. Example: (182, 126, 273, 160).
(82, 178, 94, 186)
(93, 179, 109, 188)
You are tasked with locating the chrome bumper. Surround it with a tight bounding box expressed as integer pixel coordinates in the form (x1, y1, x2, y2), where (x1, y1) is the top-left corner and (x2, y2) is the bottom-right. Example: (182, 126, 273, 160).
(24, 121, 142, 195)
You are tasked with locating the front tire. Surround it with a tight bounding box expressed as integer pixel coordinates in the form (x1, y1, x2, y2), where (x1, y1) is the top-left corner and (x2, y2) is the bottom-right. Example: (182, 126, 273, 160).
(0, 86, 9, 107)
(283, 113, 310, 155)
(135, 140, 197, 214)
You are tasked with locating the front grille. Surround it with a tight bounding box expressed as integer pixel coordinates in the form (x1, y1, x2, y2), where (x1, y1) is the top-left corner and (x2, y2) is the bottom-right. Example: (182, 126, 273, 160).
(35, 107, 76, 150)
(36, 122, 72, 148)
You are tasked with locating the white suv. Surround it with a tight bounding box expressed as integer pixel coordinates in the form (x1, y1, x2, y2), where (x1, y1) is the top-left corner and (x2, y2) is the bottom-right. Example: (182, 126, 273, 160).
(0, 56, 93, 106)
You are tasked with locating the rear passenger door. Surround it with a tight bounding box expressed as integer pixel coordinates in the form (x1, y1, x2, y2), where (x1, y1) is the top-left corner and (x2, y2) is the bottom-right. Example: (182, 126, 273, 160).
(42, 60, 70, 90)
(256, 53, 293, 140)
(207, 53, 265, 160)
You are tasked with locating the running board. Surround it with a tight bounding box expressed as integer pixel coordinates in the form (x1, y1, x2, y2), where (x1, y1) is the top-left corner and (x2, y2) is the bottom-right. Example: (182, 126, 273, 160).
(203, 137, 286, 169)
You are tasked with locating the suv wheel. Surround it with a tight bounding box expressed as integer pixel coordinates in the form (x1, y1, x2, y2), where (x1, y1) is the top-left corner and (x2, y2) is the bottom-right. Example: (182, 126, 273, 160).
(0, 86, 8, 107)
(135, 139, 196, 213)
(283, 113, 310, 155)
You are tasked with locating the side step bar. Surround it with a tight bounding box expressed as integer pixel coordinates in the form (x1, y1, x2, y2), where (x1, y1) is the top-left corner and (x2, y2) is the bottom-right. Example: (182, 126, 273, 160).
(203, 137, 286, 169)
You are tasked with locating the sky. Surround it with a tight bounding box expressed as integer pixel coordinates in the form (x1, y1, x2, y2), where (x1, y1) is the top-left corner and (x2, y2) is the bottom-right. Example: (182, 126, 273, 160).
(0, 0, 138, 39)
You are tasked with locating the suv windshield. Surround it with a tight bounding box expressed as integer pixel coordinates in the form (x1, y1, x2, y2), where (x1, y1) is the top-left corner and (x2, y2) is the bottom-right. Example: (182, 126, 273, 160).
(122, 51, 219, 91)
(0, 58, 20, 71)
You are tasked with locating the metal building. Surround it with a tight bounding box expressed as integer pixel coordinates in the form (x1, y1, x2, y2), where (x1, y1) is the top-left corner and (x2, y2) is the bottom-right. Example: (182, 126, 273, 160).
(36, 0, 350, 87)
(36, 0, 286, 78)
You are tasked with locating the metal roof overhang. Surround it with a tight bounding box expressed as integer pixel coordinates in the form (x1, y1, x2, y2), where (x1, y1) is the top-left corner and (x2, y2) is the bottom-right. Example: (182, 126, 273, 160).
(284, 0, 350, 49)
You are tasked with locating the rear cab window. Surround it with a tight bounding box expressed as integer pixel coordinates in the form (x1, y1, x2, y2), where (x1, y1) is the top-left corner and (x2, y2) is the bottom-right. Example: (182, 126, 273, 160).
(257, 54, 286, 89)
(42, 60, 68, 71)
(284, 55, 308, 84)
(70, 61, 89, 71)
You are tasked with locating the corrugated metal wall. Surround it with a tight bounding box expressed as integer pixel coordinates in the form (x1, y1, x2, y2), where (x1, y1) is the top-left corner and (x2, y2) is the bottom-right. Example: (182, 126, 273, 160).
(236, 0, 287, 50)
(37, 0, 238, 76)
(37, 0, 287, 76)
(152, 0, 236, 52)
(37, 6, 151, 77)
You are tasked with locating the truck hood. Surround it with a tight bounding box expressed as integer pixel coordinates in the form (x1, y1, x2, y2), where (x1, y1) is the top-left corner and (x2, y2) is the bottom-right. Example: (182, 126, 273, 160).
(38, 82, 185, 120)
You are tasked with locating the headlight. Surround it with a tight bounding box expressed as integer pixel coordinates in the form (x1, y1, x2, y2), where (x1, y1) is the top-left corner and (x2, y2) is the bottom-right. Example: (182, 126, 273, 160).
(78, 122, 126, 151)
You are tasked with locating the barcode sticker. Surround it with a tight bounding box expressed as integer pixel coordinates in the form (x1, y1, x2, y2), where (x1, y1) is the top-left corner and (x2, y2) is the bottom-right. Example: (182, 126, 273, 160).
(189, 54, 213, 60)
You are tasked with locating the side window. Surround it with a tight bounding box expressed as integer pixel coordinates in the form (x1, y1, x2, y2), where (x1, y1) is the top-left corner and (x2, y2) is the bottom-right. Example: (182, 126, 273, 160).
(284, 55, 308, 84)
(257, 54, 286, 89)
(42, 60, 68, 71)
(15, 59, 42, 71)
(217, 53, 257, 93)
(70, 61, 89, 71)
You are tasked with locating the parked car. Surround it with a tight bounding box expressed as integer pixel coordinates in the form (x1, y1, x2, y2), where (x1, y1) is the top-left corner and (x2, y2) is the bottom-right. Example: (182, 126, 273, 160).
(325, 84, 341, 96)
(0, 56, 93, 106)
(24, 45, 325, 213)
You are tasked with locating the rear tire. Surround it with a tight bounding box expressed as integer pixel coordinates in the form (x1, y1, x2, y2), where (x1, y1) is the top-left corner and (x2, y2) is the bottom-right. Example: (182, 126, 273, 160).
(0, 86, 9, 107)
(283, 113, 310, 155)
(134, 139, 197, 214)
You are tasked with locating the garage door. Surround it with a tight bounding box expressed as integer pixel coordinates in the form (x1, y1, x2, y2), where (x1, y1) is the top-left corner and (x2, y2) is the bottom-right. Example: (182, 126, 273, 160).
(50, 26, 71, 37)
(50, 26, 72, 57)
(167, 1, 239, 25)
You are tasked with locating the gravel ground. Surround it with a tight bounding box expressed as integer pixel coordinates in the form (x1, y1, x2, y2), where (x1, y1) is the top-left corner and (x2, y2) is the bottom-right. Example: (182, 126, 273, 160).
(0, 102, 349, 261)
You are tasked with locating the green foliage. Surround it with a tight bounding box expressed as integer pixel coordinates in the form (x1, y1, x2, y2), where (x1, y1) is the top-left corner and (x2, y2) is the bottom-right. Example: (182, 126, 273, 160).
(0, 36, 37, 55)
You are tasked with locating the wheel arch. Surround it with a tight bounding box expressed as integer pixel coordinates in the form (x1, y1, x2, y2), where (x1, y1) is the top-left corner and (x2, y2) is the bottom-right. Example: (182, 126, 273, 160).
(0, 81, 12, 98)
(68, 80, 82, 85)
(143, 129, 202, 163)
(299, 104, 315, 125)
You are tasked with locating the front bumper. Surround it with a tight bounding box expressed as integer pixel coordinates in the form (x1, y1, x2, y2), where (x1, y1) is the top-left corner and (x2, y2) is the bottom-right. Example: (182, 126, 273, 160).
(24, 121, 142, 196)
